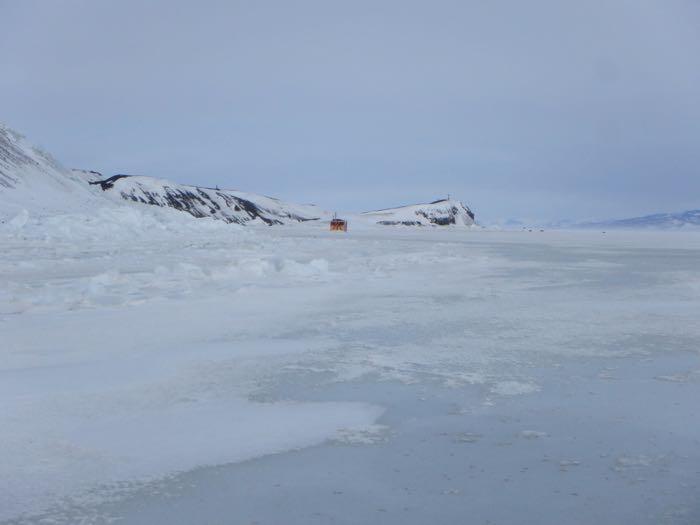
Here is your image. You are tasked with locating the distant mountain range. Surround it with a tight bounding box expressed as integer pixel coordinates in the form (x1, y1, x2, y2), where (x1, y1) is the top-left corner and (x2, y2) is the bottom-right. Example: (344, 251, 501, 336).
(577, 209, 700, 230)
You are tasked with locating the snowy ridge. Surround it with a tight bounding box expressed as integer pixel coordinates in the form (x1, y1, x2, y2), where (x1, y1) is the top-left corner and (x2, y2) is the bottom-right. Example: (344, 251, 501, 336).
(361, 198, 475, 226)
(90, 174, 327, 225)
(0, 124, 104, 219)
(579, 209, 700, 230)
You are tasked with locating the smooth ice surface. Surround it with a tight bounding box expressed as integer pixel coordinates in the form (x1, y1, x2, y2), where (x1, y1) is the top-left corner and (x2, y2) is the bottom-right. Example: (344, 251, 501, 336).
(1, 218, 700, 523)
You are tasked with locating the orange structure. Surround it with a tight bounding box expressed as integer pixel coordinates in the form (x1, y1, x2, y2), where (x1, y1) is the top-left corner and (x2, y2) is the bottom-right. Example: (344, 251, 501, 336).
(330, 213, 347, 232)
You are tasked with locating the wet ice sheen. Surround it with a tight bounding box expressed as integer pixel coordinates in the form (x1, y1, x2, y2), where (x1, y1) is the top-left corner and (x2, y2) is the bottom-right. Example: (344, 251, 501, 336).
(1, 220, 699, 524)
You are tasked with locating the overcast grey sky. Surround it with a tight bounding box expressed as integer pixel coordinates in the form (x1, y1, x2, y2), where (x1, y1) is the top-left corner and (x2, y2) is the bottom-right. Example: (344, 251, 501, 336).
(1, 0, 699, 222)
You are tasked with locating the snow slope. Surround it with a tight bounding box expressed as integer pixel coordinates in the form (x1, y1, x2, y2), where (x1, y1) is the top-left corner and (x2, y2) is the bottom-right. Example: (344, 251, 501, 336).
(0, 124, 105, 220)
(361, 199, 475, 226)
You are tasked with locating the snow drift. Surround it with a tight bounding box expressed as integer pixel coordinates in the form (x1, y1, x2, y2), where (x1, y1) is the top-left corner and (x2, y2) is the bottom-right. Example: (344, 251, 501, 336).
(362, 199, 475, 226)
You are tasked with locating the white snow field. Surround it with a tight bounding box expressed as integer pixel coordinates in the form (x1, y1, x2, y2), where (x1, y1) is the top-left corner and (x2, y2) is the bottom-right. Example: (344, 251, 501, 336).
(2, 215, 700, 524)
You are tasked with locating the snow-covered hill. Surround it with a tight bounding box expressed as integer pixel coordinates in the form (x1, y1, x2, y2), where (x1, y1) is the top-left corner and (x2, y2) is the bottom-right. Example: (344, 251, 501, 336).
(90, 174, 326, 226)
(361, 199, 475, 226)
(580, 209, 700, 230)
(1, 123, 326, 226)
(0, 124, 104, 220)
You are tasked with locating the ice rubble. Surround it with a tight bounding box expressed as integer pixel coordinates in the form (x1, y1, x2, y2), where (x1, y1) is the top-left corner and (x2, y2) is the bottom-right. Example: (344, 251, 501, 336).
(0, 223, 381, 519)
(3, 219, 700, 521)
